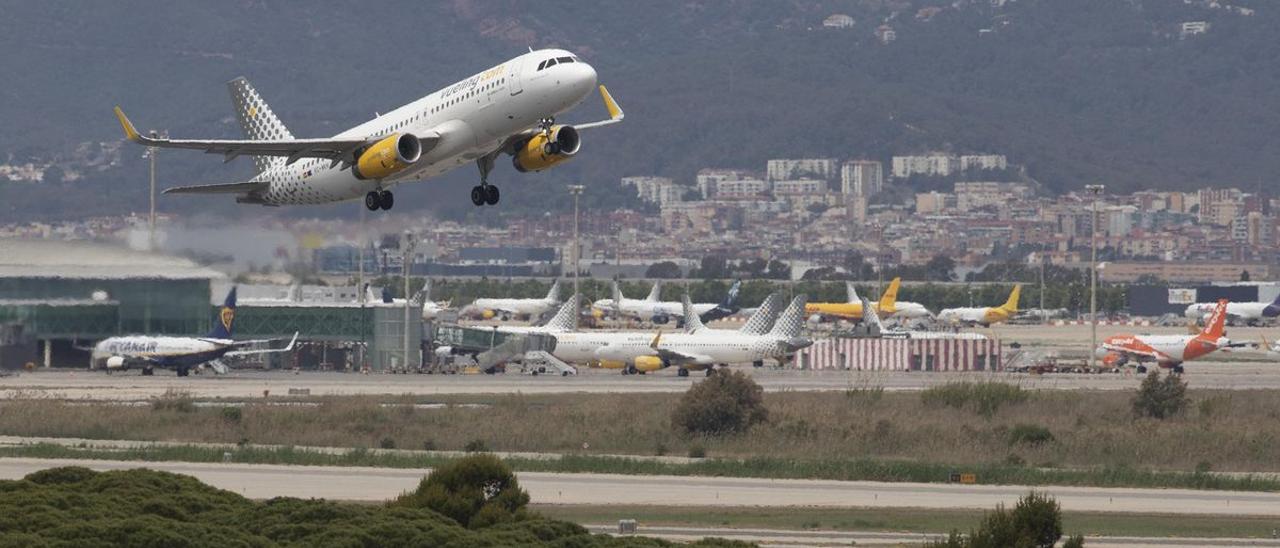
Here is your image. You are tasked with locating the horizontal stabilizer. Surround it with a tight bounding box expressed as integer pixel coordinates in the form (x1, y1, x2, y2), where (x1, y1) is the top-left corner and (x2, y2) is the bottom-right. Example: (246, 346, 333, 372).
(163, 181, 269, 195)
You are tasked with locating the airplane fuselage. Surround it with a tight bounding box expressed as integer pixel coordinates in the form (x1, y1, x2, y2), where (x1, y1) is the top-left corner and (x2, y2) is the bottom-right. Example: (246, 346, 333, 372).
(250, 49, 596, 206)
(92, 336, 231, 369)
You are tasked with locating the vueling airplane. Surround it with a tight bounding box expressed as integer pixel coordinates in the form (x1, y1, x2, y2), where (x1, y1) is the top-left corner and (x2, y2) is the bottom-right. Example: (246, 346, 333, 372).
(90, 288, 297, 376)
(465, 280, 561, 321)
(113, 49, 623, 210)
(936, 285, 1021, 327)
(593, 280, 740, 325)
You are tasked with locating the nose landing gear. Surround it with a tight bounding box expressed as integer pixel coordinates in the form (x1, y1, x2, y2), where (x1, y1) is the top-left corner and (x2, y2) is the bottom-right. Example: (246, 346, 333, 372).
(365, 190, 394, 211)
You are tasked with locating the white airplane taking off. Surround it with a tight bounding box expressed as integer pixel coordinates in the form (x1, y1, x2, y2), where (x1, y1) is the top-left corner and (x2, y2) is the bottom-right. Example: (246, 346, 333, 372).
(90, 288, 296, 376)
(113, 49, 623, 210)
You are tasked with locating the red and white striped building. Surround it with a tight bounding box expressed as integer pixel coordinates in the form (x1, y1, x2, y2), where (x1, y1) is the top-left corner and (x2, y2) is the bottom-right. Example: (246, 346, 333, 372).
(796, 334, 1002, 371)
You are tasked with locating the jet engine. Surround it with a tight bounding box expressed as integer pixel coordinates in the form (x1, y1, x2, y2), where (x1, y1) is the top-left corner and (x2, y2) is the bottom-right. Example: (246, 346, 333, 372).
(353, 133, 422, 180)
(105, 356, 127, 369)
(633, 355, 666, 372)
(512, 125, 581, 172)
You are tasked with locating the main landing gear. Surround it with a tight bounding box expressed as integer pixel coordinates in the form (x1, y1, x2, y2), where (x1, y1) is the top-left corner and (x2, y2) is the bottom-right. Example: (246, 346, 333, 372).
(471, 154, 500, 206)
(365, 190, 394, 211)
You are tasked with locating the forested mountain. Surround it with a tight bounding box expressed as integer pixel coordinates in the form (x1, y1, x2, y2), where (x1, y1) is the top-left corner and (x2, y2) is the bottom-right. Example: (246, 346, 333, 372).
(1, 0, 1276, 221)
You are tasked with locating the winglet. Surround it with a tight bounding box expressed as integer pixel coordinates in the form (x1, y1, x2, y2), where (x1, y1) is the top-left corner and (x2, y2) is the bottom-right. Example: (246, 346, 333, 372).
(113, 106, 142, 142)
(599, 85, 624, 121)
(649, 330, 662, 349)
(283, 332, 299, 352)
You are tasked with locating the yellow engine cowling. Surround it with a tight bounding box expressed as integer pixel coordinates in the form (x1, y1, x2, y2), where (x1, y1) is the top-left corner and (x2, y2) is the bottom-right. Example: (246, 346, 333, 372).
(481, 309, 497, 320)
(634, 355, 665, 372)
(512, 125, 581, 173)
(353, 133, 422, 180)
(596, 360, 626, 370)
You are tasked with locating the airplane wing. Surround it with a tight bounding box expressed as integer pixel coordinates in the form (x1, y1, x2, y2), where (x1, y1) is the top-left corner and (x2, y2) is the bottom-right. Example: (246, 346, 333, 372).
(572, 86, 624, 130)
(647, 331, 713, 365)
(114, 107, 441, 166)
(223, 332, 299, 356)
(163, 181, 269, 195)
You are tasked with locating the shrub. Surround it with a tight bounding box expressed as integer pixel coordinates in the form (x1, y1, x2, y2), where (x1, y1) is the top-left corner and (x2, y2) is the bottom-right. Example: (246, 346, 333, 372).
(1008, 424, 1054, 446)
(930, 492, 1074, 548)
(921, 382, 1027, 417)
(422, 439, 437, 451)
(1132, 371, 1189, 419)
(151, 388, 196, 413)
(688, 444, 707, 459)
(671, 370, 768, 437)
(464, 439, 489, 453)
(379, 437, 397, 449)
(220, 407, 242, 424)
(394, 454, 530, 528)
(24, 466, 96, 485)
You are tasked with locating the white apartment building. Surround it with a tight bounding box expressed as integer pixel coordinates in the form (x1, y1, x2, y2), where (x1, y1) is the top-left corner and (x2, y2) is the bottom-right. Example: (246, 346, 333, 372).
(773, 179, 827, 195)
(892, 153, 958, 178)
(766, 158, 837, 182)
(695, 168, 755, 199)
(621, 176, 683, 206)
(840, 160, 883, 197)
(716, 178, 770, 198)
(959, 154, 1008, 171)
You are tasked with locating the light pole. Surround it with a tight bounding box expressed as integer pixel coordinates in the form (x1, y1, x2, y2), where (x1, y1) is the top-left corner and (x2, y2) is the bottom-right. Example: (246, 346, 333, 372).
(1085, 184, 1105, 368)
(568, 185, 585, 328)
(402, 231, 417, 372)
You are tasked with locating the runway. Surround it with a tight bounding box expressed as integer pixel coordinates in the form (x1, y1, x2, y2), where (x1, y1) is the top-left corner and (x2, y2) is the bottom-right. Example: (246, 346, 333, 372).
(1, 457, 1278, 517)
(4, 360, 1280, 401)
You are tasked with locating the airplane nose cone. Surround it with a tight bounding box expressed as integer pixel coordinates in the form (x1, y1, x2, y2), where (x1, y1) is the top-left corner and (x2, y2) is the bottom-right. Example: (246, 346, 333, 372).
(575, 62, 598, 95)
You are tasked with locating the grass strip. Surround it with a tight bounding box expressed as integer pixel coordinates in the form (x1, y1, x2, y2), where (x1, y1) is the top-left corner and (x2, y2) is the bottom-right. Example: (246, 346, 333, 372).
(532, 504, 1280, 539)
(2, 443, 1277, 493)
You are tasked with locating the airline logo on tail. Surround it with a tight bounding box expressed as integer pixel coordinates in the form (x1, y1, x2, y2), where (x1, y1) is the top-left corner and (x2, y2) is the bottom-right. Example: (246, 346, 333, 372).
(220, 307, 235, 332)
(878, 277, 901, 314)
(1198, 298, 1228, 341)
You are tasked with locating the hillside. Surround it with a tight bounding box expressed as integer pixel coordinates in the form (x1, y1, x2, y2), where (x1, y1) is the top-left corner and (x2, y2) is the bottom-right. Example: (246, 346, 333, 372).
(1, 0, 1277, 221)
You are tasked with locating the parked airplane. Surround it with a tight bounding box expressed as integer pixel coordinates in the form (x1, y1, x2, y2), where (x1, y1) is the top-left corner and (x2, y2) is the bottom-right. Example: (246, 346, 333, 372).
(465, 280, 561, 321)
(1184, 293, 1280, 326)
(420, 280, 451, 321)
(89, 288, 297, 376)
(113, 49, 623, 210)
(806, 279, 926, 322)
(936, 285, 1021, 327)
(593, 280, 740, 325)
(1097, 299, 1231, 374)
(561, 294, 809, 376)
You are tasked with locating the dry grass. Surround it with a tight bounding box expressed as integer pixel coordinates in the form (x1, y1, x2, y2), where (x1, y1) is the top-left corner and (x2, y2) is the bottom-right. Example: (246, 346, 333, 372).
(3, 387, 1280, 473)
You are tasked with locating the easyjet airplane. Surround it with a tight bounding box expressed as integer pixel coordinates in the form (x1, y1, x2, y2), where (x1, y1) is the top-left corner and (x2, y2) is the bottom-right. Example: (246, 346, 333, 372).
(1096, 299, 1231, 374)
(113, 49, 623, 210)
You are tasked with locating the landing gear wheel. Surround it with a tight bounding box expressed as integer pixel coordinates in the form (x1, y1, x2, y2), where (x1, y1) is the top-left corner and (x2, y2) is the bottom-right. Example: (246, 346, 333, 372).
(470, 186, 486, 207)
(177, 366, 189, 377)
(142, 367, 154, 376)
(677, 368, 690, 378)
(1172, 365, 1185, 375)
(365, 191, 381, 211)
(706, 368, 717, 377)
(379, 190, 394, 210)
(1136, 365, 1148, 374)
(484, 184, 500, 205)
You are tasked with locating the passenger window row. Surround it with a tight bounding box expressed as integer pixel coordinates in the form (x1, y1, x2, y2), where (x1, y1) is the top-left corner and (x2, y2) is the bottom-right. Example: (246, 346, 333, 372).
(536, 56, 579, 71)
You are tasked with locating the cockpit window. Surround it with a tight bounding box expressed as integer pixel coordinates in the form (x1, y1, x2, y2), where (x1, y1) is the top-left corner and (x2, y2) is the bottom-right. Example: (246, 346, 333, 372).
(557, 57, 573, 64)
(545, 58, 557, 68)
(537, 60, 547, 71)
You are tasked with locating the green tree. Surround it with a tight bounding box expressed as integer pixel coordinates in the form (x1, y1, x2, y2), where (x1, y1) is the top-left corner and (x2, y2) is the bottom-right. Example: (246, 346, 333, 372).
(925, 255, 957, 282)
(1132, 370, 1189, 420)
(671, 370, 768, 437)
(645, 261, 683, 279)
(394, 454, 530, 528)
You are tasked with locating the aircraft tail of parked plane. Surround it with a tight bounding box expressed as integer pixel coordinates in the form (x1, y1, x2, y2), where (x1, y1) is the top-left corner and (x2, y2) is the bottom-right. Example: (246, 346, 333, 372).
(1001, 284, 1022, 314)
(877, 278, 898, 313)
(770, 295, 808, 339)
(645, 281, 662, 302)
(207, 287, 238, 339)
(698, 279, 743, 323)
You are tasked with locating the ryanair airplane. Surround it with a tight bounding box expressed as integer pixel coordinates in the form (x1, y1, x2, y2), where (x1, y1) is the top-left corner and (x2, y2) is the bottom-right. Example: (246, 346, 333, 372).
(113, 48, 623, 210)
(90, 288, 297, 376)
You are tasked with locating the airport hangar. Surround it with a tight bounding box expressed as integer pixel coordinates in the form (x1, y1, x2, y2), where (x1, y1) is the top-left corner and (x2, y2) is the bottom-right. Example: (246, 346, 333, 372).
(0, 239, 532, 371)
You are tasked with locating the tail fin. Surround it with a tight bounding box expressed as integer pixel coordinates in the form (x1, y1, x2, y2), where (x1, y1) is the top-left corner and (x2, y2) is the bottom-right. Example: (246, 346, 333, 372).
(1265, 293, 1280, 317)
(207, 287, 238, 339)
(545, 280, 561, 302)
(1001, 284, 1021, 312)
(769, 295, 809, 339)
(611, 281, 624, 306)
(645, 281, 662, 302)
(423, 279, 433, 301)
(846, 282, 860, 304)
(879, 277, 901, 313)
(1200, 299, 1228, 339)
(682, 295, 707, 333)
(721, 280, 742, 307)
(227, 77, 294, 174)
(740, 293, 785, 335)
(540, 294, 580, 332)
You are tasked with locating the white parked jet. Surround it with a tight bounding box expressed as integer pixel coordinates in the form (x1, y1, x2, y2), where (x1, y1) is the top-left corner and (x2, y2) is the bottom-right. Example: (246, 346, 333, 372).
(593, 280, 738, 325)
(937, 285, 1021, 327)
(465, 280, 561, 321)
(559, 294, 810, 376)
(114, 49, 623, 210)
(1184, 294, 1280, 326)
(90, 288, 297, 376)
